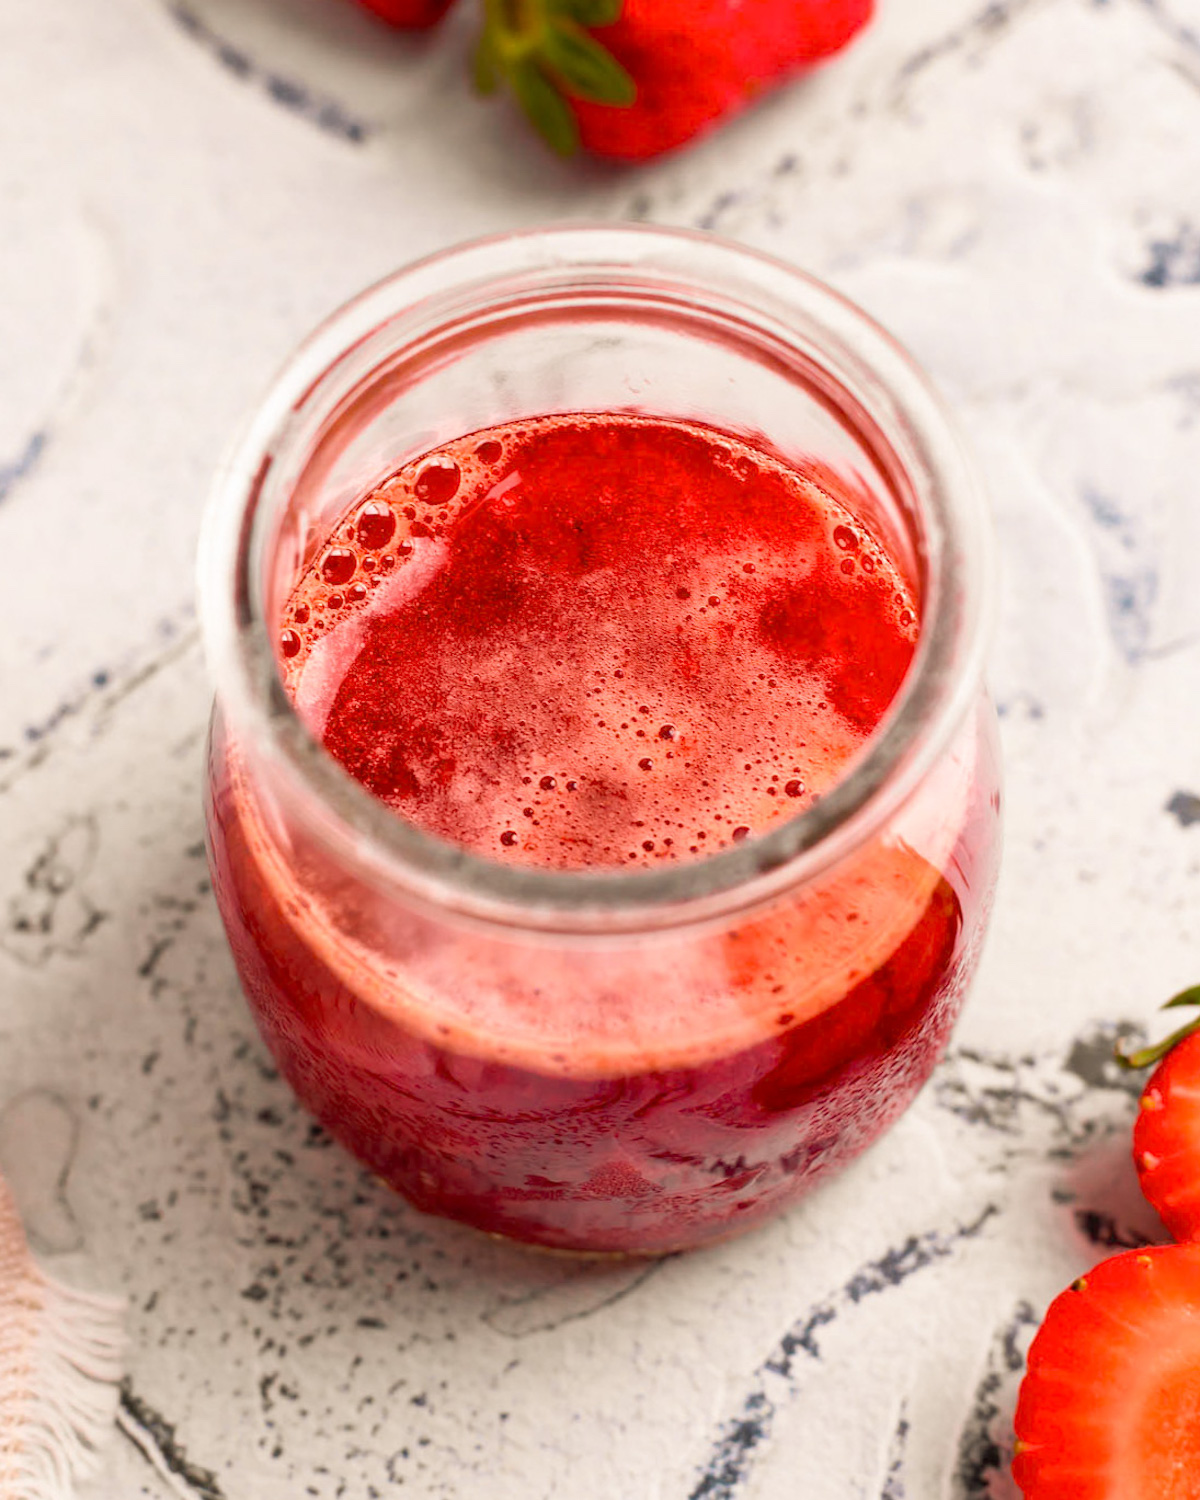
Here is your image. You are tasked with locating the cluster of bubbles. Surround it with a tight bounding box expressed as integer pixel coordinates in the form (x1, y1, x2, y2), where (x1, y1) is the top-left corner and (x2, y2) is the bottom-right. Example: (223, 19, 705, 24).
(277, 438, 509, 679)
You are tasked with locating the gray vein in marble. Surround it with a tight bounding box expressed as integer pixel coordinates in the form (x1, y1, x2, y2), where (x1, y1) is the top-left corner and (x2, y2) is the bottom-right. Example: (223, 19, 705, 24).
(118, 1384, 226, 1500)
(673, 0, 1057, 242)
(1071, 1206, 1153, 1250)
(1136, 221, 1200, 288)
(0, 429, 47, 506)
(1135, 0, 1200, 58)
(688, 1206, 997, 1500)
(0, 1090, 82, 1255)
(952, 1303, 1037, 1499)
(1080, 486, 1158, 664)
(0, 210, 117, 520)
(889, 0, 1052, 103)
(482, 1258, 667, 1338)
(2, 811, 108, 969)
(165, 2, 372, 143)
(1062, 1022, 1145, 1097)
(1167, 789, 1200, 826)
(879, 1408, 909, 1500)
(0, 618, 198, 794)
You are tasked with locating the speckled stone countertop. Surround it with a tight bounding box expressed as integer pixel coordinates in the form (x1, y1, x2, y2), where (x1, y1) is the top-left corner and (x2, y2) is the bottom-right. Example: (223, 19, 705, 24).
(3, 0, 1200, 1495)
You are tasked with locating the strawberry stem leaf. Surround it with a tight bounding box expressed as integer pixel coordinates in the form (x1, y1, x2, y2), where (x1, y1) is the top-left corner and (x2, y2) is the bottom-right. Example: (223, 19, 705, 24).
(473, 0, 631, 155)
(1161, 983, 1200, 1011)
(554, 0, 621, 23)
(473, 32, 501, 93)
(1116, 984, 1200, 1069)
(542, 18, 635, 104)
(508, 56, 581, 154)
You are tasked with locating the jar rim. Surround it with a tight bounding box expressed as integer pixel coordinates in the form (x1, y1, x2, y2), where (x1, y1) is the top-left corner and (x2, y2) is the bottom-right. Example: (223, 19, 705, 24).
(197, 224, 993, 936)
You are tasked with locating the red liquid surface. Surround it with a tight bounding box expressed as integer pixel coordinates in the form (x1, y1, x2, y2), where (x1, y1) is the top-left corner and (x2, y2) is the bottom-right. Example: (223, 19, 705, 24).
(207, 414, 999, 1252)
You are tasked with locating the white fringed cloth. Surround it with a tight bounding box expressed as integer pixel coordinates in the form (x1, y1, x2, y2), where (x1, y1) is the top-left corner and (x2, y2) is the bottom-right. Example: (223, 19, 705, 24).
(0, 1174, 124, 1499)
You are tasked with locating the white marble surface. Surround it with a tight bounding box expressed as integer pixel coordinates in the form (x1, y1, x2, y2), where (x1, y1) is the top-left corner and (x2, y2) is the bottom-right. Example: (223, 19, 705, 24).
(3, 0, 1200, 1494)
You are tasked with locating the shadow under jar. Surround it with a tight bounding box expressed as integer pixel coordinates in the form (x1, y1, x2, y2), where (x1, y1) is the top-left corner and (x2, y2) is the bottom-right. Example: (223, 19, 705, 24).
(199, 226, 1001, 1256)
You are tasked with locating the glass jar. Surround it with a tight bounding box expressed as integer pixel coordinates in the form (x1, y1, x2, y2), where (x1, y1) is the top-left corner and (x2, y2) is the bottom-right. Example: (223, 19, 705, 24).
(199, 226, 1000, 1256)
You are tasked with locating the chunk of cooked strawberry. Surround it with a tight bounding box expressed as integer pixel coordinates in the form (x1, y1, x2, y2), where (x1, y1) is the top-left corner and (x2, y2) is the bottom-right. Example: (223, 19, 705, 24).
(1013, 1245, 1200, 1500)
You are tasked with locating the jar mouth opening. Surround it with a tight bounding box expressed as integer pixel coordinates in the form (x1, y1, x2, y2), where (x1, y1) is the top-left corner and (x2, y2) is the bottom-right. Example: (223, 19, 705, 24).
(198, 225, 993, 936)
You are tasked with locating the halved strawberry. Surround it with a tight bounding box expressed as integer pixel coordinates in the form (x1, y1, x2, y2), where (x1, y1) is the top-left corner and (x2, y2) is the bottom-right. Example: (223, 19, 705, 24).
(1120, 985, 1200, 1241)
(1012, 1244, 1200, 1499)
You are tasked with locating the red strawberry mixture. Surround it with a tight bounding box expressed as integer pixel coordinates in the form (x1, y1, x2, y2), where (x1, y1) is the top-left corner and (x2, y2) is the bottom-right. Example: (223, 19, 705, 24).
(1013, 1245, 1200, 1500)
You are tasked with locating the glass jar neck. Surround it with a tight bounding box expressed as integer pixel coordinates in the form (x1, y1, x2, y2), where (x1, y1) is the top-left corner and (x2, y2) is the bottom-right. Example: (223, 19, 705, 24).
(199, 226, 993, 937)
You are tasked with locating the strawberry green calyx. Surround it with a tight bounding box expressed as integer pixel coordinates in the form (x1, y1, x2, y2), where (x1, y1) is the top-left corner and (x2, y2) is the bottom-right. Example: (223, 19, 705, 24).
(474, 0, 636, 154)
(1116, 983, 1200, 1070)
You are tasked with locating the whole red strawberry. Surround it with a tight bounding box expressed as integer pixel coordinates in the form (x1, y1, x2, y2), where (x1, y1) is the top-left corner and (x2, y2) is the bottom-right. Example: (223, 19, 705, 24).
(473, 0, 872, 160)
(1123, 985, 1200, 1240)
(1013, 1244, 1200, 1499)
(355, 0, 455, 28)
(575, 0, 873, 160)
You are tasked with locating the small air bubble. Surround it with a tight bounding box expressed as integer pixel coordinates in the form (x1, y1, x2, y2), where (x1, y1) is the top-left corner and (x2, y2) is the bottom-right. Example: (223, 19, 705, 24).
(638, 758, 653, 771)
(840, 558, 855, 575)
(321, 548, 357, 586)
(642, 841, 655, 852)
(833, 525, 859, 552)
(785, 780, 804, 798)
(676, 586, 691, 600)
(708, 596, 720, 607)
(742, 562, 756, 574)
(732, 826, 750, 842)
(539, 775, 557, 791)
(356, 502, 396, 550)
(566, 780, 578, 791)
(279, 629, 301, 658)
(523, 807, 535, 818)
(861, 555, 876, 573)
(415, 460, 461, 506)
(349, 582, 368, 602)
(293, 604, 310, 625)
(658, 725, 676, 741)
(900, 609, 916, 627)
(328, 593, 344, 610)
(476, 440, 503, 464)
(500, 831, 517, 847)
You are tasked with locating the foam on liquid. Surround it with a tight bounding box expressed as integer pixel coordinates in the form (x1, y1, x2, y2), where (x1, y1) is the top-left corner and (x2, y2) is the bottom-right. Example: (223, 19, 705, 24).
(279, 414, 918, 869)
(236, 414, 965, 1077)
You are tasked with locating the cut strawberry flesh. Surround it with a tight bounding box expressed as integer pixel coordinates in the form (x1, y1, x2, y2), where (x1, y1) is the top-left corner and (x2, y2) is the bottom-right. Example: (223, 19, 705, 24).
(1013, 1245, 1200, 1499)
